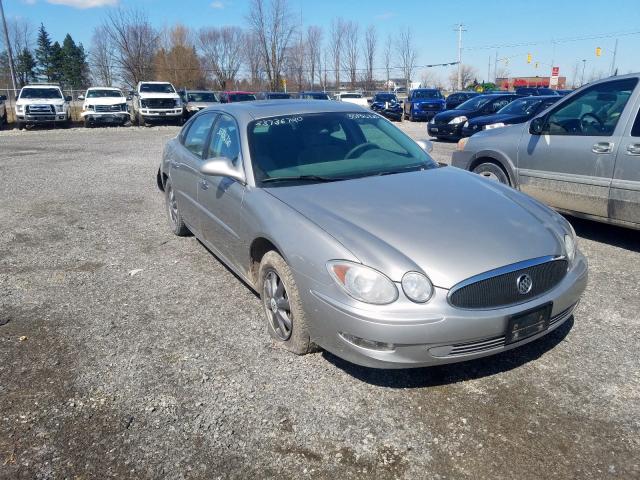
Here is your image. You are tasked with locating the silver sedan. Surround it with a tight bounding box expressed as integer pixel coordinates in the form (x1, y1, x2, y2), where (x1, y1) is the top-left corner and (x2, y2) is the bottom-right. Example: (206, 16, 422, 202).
(157, 100, 587, 369)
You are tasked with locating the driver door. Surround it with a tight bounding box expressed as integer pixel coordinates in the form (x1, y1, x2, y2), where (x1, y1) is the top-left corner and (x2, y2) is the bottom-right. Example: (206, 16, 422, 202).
(517, 78, 638, 217)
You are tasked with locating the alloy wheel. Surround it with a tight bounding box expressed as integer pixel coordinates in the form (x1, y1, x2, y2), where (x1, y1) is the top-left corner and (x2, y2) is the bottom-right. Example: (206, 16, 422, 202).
(263, 270, 292, 341)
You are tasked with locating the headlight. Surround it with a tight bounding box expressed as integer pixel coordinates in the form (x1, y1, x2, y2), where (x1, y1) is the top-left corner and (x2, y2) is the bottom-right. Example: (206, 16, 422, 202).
(457, 137, 469, 151)
(564, 234, 576, 263)
(401, 272, 433, 303)
(484, 122, 505, 130)
(55, 105, 64, 112)
(85, 104, 94, 111)
(429, 118, 435, 124)
(448, 115, 467, 124)
(16, 105, 23, 113)
(463, 121, 469, 127)
(187, 105, 199, 111)
(327, 261, 398, 305)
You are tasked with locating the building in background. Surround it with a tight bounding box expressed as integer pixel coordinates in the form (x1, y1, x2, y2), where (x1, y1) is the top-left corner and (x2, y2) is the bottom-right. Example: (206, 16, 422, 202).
(496, 76, 567, 91)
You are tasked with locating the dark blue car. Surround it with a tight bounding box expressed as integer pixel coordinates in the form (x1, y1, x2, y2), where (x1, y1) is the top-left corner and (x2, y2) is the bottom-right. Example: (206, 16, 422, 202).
(403, 88, 445, 121)
(461, 95, 561, 137)
(370, 92, 403, 121)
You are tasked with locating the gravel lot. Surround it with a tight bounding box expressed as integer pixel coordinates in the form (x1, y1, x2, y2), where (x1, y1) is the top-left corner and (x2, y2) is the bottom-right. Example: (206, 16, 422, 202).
(1, 122, 638, 479)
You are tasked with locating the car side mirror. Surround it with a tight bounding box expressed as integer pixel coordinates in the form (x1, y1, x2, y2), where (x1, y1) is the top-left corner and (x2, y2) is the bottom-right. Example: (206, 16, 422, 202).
(529, 116, 546, 135)
(416, 139, 434, 153)
(200, 157, 245, 183)
(77, 95, 85, 100)
(65, 95, 72, 102)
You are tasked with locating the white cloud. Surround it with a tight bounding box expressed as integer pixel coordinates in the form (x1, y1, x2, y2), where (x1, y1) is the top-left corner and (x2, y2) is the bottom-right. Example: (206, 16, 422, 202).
(211, 1, 225, 9)
(46, 0, 118, 8)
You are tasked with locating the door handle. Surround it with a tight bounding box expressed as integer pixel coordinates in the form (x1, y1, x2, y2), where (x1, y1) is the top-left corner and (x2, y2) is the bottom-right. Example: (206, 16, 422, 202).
(199, 179, 209, 190)
(592, 142, 614, 154)
(626, 143, 640, 155)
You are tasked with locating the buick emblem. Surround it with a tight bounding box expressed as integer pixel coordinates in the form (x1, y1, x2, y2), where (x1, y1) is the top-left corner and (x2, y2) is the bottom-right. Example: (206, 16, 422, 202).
(516, 274, 533, 295)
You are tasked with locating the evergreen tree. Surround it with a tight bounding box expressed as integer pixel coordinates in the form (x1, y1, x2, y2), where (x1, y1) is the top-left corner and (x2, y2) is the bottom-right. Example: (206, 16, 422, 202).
(49, 41, 64, 84)
(35, 23, 53, 81)
(16, 49, 37, 86)
(61, 34, 89, 89)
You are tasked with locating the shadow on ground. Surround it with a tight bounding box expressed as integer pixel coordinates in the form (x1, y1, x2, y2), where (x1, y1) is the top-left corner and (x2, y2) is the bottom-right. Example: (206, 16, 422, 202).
(566, 215, 640, 253)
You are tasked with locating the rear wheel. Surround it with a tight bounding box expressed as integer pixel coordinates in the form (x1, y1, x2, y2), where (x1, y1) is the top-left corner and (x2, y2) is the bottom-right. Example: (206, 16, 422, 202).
(16, 121, 25, 130)
(164, 179, 190, 236)
(258, 251, 314, 355)
(472, 162, 510, 185)
(84, 118, 92, 128)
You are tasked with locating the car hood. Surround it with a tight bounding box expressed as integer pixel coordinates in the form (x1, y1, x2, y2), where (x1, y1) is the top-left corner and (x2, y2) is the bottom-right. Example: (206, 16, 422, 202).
(413, 99, 445, 105)
(187, 101, 218, 108)
(83, 97, 126, 106)
(467, 113, 529, 126)
(17, 98, 65, 105)
(265, 167, 565, 289)
(138, 92, 180, 99)
(434, 108, 474, 122)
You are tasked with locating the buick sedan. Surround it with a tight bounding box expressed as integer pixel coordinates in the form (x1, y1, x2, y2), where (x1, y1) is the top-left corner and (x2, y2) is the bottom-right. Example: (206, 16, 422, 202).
(156, 100, 587, 369)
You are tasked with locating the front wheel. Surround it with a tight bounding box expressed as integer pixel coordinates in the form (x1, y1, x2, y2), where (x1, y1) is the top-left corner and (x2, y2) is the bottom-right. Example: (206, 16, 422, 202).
(164, 179, 190, 236)
(258, 251, 314, 355)
(472, 162, 510, 185)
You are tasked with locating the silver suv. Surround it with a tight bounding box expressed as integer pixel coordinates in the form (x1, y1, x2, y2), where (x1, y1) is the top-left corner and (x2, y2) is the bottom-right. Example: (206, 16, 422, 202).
(453, 74, 640, 230)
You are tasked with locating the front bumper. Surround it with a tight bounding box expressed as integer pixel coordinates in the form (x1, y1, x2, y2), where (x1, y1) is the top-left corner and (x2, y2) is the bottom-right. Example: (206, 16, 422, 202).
(140, 108, 183, 119)
(462, 124, 483, 137)
(451, 150, 475, 170)
(17, 113, 68, 124)
(428, 122, 464, 139)
(410, 109, 442, 120)
(303, 253, 587, 369)
(82, 112, 130, 123)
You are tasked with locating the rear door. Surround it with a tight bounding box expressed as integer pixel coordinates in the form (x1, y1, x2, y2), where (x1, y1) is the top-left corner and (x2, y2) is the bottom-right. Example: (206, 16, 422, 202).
(610, 91, 640, 226)
(516, 77, 638, 218)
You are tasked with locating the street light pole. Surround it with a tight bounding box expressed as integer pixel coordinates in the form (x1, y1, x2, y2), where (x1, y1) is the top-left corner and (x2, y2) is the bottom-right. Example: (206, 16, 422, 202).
(455, 23, 466, 90)
(581, 59, 587, 86)
(0, 0, 17, 92)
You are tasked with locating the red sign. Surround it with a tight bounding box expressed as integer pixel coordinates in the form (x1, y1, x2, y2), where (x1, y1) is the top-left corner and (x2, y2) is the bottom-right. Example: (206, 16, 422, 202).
(551, 67, 560, 77)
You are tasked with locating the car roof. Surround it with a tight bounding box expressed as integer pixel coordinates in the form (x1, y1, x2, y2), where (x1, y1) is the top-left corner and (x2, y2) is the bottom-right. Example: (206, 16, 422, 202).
(224, 91, 254, 94)
(205, 99, 367, 122)
(87, 86, 121, 90)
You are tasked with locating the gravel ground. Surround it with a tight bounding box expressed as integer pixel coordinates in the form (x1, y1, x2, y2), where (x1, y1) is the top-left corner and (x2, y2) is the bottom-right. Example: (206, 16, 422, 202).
(0, 123, 638, 479)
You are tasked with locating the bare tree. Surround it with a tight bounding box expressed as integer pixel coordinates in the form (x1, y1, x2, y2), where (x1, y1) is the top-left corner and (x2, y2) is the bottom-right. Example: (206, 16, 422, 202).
(363, 25, 377, 91)
(244, 32, 263, 91)
(8, 18, 34, 58)
(285, 32, 305, 91)
(198, 26, 243, 90)
(329, 18, 345, 89)
(102, 8, 159, 87)
(448, 64, 477, 90)
(383, 34, 392, 91)
(89, 25, 116, 86)
(420, 69, 437, 88)
(305, 25, 322, 89)
(154, 24, 204, 89)
(246, 0, 296, 91)
(341, 21, 358, 89)
(396, 28, 417, 92)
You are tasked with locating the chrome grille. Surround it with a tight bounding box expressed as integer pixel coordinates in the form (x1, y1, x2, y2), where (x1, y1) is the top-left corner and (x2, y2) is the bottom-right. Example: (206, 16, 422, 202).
(449, 257, 568, 309)
(95, 104, 124, 113)
(26, 104, 55, 114)
(145, 98, 176, 109)
(442, 303, 577, 357)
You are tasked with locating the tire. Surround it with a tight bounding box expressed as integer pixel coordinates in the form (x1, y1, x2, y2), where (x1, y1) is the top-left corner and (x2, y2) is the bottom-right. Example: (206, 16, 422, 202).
(258, 251, 315, 355)
(137, 112, 147, 127)
(84, 118, 92, 128)
(164, 179, 190, 236)
(16, 121, 25, 131)
(472, 162, 510, 185)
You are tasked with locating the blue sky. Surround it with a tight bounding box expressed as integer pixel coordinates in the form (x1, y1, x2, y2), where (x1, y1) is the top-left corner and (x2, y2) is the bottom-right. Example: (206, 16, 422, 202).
(6, 0, 640, 84)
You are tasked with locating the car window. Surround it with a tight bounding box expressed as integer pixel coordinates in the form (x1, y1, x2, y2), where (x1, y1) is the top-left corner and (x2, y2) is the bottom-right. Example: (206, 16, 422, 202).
(207, 114, 241, 161)
(183, 113, 216, 157)
(491, 98, 512, 112)
(546, 78, 638, 136)
(631, 107, 640, 137)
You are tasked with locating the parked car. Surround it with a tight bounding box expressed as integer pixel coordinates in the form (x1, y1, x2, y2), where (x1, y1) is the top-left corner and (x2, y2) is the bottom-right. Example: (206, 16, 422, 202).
(131, 81, 183, 126)
(515, 87, 560, 96)
(14, 83, 71, 130)
(298, 91, 331, 100)
(219, 91, 256, 103)
(403, 88, 445, 121)
(156, 100, 587, 368)
(445, 91, 480, 110)
(334, 92, 369, 107)
(555, 89, 574, 96)
(179, 90, 219, 119)
(428, 93, 520, 140)
(461, 95, 561, 137)
(79, 87, 130, 127)
(257, 92, 292, 100)
(453, 74, 640, 230)
(0, 94, 6, 129)
(369, 92, 403, 121)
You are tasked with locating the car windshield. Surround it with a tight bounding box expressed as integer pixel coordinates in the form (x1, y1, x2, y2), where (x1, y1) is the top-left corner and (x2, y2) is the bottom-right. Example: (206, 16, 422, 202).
(412, 90, 442, 99)
(374, 94, 397, 102)
(456, 95, 492, 110)
(340, 93, 362, 98)
(498, 97, 543, 115)
(86, 89, 123, 98)
(20, 88, 62, 99)
(230, 93, 256, 102)
(140, 83, 175, 94)
(303, 93, 330, 100)
(267, 93, 290, 99)
(248, 112, 438, 185)
(187, 92, 217, 102)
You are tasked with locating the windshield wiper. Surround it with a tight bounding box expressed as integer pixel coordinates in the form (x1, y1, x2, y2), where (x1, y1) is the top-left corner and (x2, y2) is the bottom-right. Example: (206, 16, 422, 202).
(372, 164, 428, 177)
(262, 175, 345, 184)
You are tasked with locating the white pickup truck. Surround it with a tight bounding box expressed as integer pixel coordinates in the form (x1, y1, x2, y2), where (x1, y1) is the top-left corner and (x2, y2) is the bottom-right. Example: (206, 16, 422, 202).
(15, 84, 71, 130)
(334, 92, 370, 107)
(131, 81, 183, 126)
(79, 87, 130, 127)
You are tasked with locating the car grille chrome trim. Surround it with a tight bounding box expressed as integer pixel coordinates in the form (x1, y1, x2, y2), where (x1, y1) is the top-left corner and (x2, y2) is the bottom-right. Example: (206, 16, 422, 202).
(95, 104, 125, 113)
(443, 302, 577, 357)
(145, 98, 176, 109)
(448, 256, 568, 309)
(26, 104, 55, 115)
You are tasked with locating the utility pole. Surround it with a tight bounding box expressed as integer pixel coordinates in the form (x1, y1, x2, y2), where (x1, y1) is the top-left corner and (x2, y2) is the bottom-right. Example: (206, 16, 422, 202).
(487, 55, 491, 85)
(0, 0, 17, 92)
(610, 38, 618, 76)
(493, 49, 499, 83)
(455, 23, 466, 90)
(581, 59, 587, 86)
